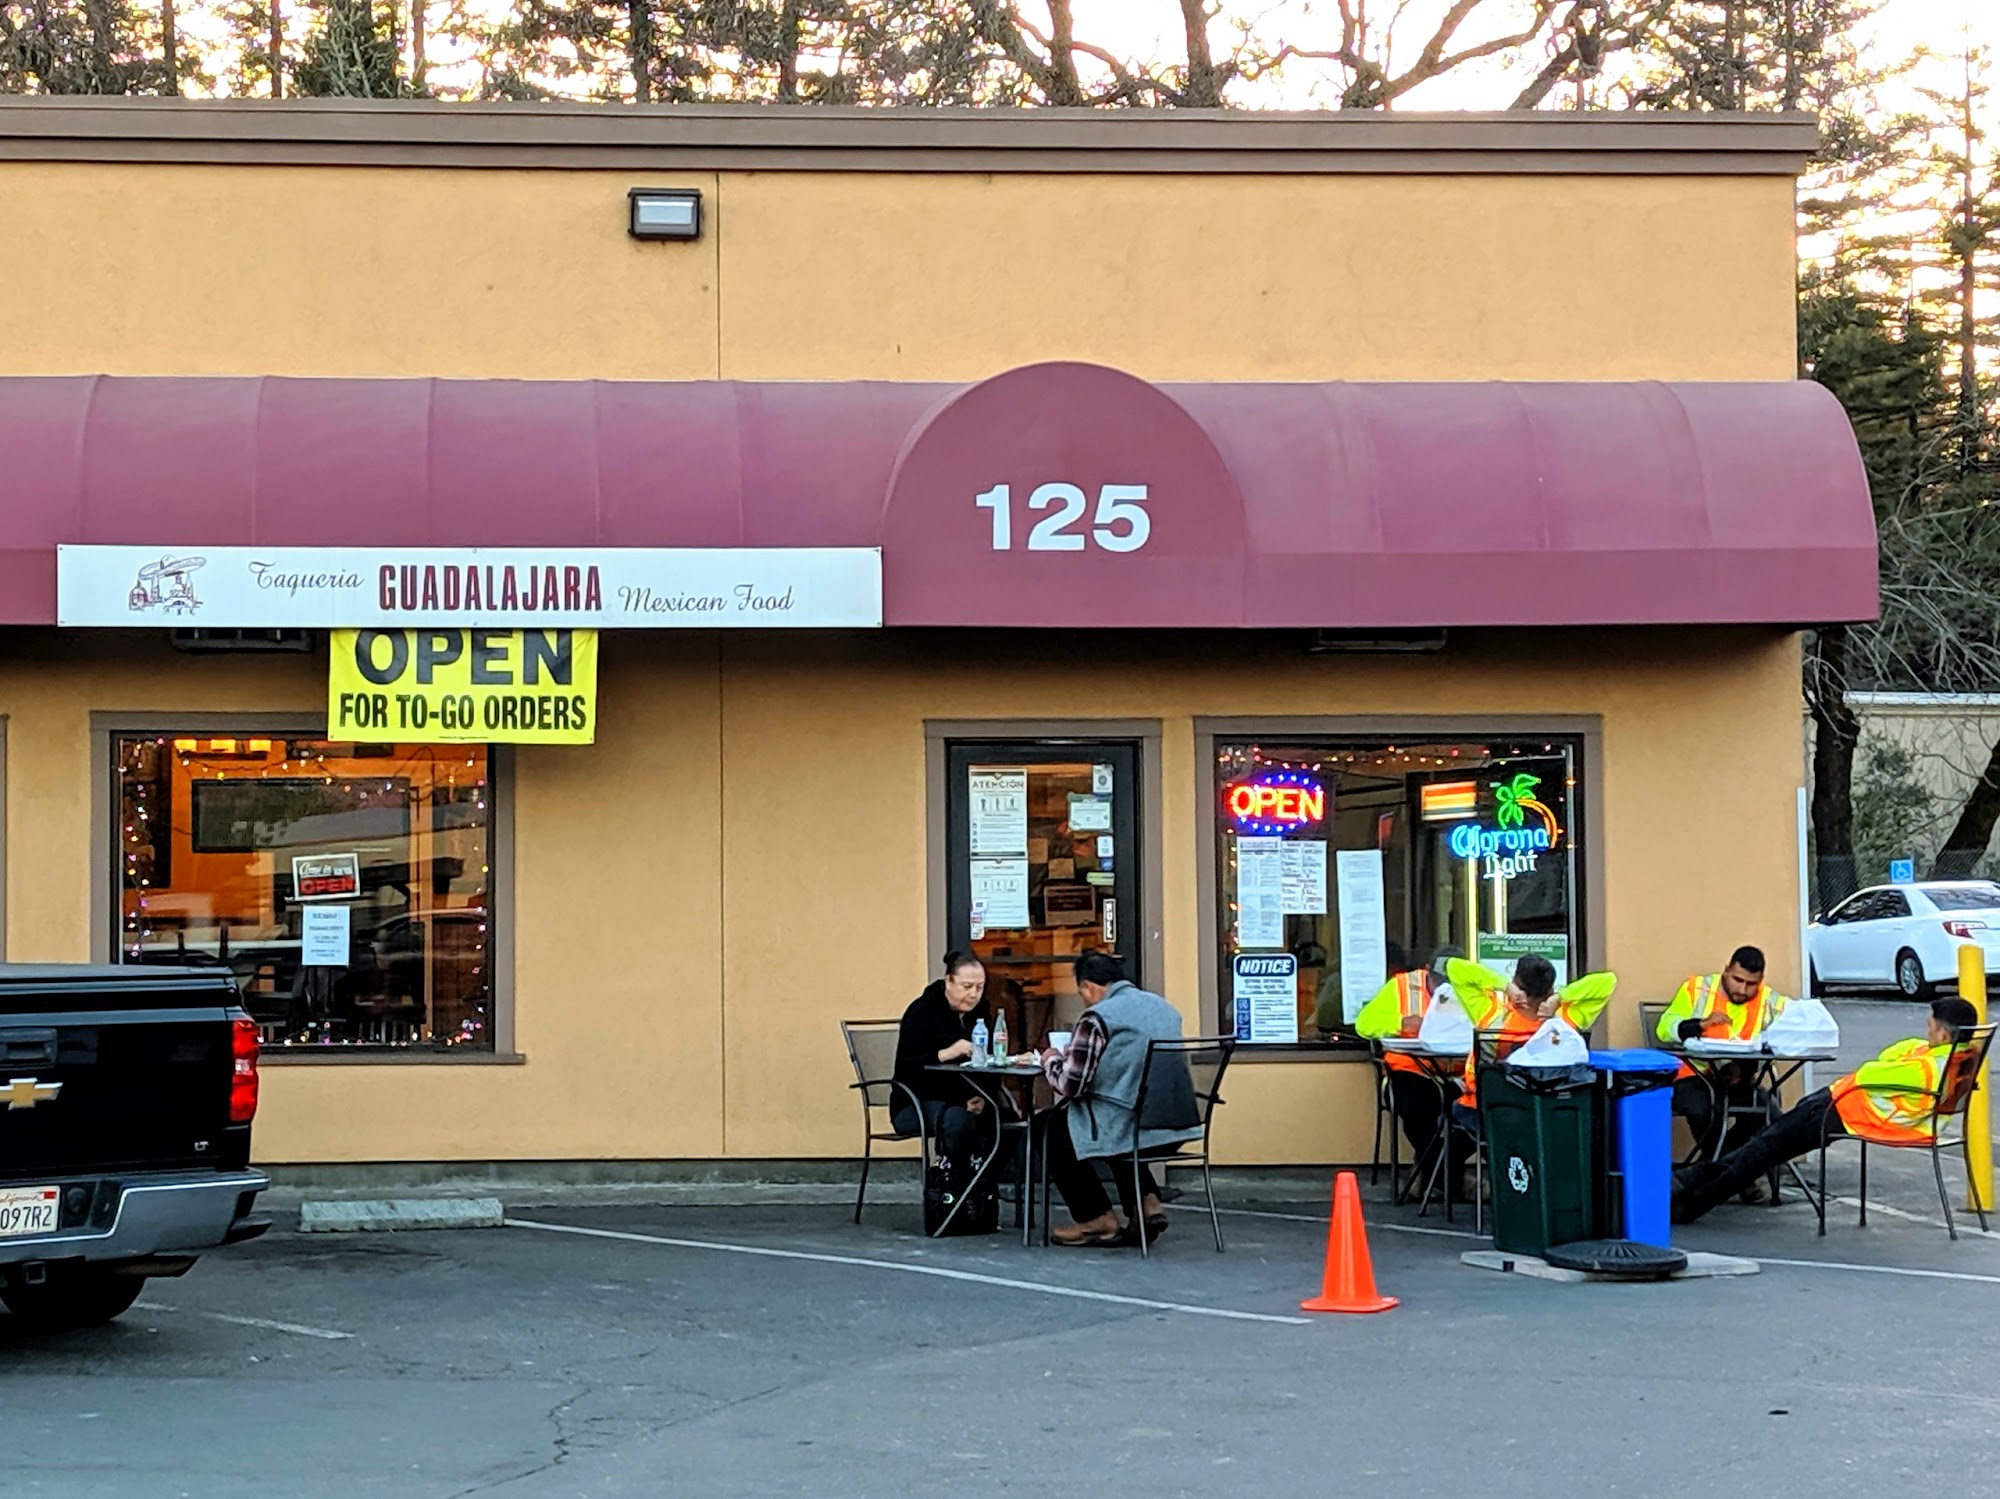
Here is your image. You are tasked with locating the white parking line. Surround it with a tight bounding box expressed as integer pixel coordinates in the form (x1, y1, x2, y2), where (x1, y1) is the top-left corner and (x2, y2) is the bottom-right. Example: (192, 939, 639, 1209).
(1187, 1202, 2000, 1284)
(1827, 1197, 2000, 1238)
(1172, 1203, 1481, 1240)
(505, 1218, 1311, 1326)
(134, 1302, 354, 1340)
(1756, 1257, 2000, 1286)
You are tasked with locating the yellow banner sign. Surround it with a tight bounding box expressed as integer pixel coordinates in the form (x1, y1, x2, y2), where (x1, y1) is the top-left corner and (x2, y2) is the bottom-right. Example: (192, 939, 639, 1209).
(329, 629, 598, 744)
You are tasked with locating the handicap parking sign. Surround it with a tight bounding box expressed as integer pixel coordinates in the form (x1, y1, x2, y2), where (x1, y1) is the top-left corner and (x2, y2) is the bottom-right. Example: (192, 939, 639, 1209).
(1889, 858, 1915, 884)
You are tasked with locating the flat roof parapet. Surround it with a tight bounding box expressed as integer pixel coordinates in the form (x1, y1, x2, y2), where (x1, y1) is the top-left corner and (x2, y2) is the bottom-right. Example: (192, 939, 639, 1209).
(0, 99, 1820, 175)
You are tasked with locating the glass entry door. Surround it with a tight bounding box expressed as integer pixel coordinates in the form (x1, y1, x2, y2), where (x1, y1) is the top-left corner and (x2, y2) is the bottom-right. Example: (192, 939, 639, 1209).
(945, 740, 1141, 1046)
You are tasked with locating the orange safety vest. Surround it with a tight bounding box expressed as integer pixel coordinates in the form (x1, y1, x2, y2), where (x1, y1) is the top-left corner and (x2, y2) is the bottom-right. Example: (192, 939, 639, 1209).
(1382, 971, 1437, 1076)
(1832, 1042, 1969, 1144)
(1460, 1008, 1541, 1103)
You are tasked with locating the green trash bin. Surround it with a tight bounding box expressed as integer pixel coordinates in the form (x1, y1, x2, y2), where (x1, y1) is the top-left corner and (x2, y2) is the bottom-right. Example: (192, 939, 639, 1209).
(1480, 1060, 1600, 1256)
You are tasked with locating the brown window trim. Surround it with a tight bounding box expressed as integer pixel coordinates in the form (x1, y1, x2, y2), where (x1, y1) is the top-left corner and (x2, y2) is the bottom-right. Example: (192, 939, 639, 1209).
(0, 99, 1820, 177)
(1194, 714, 1605, 1061)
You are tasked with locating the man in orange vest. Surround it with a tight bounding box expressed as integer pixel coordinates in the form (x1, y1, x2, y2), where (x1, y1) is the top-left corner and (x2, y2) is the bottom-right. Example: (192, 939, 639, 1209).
(1657, 945, 1785, 1174)
(1353, 948, 1458, 1160)
(1671, 996, 1980, 1223)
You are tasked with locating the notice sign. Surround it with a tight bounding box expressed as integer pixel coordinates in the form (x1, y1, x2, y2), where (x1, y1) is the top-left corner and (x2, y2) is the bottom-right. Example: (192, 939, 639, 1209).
(968, 769, 1029, 856)
(1476, 932, 1570, 987)
(291, 852, 360, 902)
(329, 629, 599, 745)
(1336, 849, 1389, 1023)
(969, 857, 1030, 930)
(299, 904, 352, 967)
(1233, 953, 1298, 1044)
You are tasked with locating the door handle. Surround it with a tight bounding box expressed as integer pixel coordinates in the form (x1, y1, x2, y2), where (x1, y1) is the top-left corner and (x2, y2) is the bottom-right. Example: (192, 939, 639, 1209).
(0, 1030, 58, 1067)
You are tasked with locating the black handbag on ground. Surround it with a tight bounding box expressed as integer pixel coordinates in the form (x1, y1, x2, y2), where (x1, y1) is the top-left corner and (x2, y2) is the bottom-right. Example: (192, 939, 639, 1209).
(922, 1153, 999, 1237)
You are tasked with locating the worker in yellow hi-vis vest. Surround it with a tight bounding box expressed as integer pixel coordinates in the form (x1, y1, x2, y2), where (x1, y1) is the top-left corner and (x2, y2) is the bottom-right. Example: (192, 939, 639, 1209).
(1444, 954, 1617, 1193)
(1352, 949, 1460, 1160)
(1672, 997, 1981, 1223)
(1657, 945, 1790, 1184)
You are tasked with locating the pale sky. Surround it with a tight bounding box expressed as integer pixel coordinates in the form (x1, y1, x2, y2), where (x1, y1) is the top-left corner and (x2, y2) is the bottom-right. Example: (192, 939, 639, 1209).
(1067, 0, 1998, 113)
(178, 0, 2000, 115)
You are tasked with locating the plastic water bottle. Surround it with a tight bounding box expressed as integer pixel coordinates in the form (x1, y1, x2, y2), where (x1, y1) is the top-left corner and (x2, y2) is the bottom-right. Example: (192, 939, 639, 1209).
(992, 1012, 1009, 1065)
(970, 1019, 988, 1065)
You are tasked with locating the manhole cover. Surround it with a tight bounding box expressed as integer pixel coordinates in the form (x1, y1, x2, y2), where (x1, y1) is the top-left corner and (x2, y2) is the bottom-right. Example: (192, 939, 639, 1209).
(1543, 1238, 1687, 1281)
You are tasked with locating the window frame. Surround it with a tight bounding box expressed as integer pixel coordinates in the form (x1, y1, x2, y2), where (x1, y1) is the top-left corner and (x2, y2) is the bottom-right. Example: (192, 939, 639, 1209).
(1194, 714, 1604, 1062)
(91, 712, 520, 1065)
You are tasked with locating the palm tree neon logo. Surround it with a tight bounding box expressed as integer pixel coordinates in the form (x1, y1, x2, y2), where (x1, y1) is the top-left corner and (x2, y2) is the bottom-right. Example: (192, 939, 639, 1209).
(1446, 773, 1562, 878)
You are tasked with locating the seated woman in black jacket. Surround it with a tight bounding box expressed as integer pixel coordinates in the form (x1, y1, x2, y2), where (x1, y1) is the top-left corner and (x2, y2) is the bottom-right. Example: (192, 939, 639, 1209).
(892, 951, 993, 1161)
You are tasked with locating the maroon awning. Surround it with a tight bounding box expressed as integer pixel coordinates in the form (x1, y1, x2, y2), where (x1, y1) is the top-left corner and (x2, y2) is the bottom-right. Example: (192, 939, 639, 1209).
(0, 365, 1876, 628)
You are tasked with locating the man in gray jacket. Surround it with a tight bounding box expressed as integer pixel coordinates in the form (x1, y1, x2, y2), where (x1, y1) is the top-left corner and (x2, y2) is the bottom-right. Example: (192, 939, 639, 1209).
(1037, 952, 1203, 1248)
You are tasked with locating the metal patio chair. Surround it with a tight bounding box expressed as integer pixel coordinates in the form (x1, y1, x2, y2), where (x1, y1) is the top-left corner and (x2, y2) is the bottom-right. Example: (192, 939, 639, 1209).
(839, 1019, 929, 1225)
(1814, 1023, 1996, 1241)
(1126, 1036, 1236, 1257)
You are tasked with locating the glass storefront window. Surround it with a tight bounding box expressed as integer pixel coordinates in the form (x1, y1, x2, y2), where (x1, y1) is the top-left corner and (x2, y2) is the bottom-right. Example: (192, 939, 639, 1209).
(115, 735, 494, 1053)
(1214, 736, 1582, 1048)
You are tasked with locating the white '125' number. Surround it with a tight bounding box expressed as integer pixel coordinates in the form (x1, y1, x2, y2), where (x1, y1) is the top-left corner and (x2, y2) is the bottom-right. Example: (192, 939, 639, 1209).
(974, 484, 1151, 554)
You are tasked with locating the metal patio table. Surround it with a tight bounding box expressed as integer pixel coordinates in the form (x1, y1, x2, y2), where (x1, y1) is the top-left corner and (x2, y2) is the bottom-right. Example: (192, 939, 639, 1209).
(924, 1060, 1044, 1243)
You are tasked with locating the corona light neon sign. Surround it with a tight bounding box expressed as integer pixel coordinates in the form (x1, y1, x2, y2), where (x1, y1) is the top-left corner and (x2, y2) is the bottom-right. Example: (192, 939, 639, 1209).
(1447, 773, 1562, 880)
(1224, 772, 1327, 835)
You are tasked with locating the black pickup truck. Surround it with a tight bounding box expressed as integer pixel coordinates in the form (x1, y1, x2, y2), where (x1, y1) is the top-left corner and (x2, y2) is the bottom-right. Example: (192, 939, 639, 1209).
(0, 965, 270, 1330)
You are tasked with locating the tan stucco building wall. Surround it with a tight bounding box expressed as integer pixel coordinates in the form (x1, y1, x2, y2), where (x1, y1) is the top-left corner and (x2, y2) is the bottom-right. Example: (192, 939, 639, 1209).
(0, 106, 1816, 1165)
(1, 627, 1805, 1164)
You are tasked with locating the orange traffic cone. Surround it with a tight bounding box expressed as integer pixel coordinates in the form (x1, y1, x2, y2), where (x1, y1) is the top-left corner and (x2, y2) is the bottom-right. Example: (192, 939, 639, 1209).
(1300, 1171, 1398, 1314)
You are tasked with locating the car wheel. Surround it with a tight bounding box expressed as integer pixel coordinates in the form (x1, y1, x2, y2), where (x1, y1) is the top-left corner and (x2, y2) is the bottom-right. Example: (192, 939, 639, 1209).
(1894, 949, 1931, 1002)
(0, 1267, 144, 1331)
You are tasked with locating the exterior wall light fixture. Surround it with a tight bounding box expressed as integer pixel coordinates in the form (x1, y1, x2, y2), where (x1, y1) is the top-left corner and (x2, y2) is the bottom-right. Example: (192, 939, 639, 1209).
(628, 188, 703, 242)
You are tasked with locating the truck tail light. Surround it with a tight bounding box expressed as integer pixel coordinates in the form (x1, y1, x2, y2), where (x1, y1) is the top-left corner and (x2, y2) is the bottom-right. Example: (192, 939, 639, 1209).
(230, 1016, 261, 1123)
(1942, 920, 1988, 939)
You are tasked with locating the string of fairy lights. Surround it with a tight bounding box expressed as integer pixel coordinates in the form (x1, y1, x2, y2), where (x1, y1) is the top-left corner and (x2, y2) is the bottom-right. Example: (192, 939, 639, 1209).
(119, 735, 491, 1048)
(1217, 741, 1578, 974)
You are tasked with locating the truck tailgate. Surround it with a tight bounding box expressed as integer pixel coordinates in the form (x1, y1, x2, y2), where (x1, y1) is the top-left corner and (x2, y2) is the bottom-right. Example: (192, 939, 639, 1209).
(1, 968, 246, 1176)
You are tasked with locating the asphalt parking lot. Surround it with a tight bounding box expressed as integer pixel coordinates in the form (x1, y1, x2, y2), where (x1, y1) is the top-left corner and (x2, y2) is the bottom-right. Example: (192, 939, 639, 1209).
(4, 998, 1994, 1499)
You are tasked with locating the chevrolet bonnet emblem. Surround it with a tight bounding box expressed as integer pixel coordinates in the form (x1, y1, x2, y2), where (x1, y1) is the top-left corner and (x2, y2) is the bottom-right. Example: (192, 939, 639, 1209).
(2, 1077, 62, 1111)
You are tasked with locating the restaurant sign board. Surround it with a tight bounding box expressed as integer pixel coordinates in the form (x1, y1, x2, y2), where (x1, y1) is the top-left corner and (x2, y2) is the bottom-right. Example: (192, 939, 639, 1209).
(57, 546, 883, 629)
(328, 628, 600, 745)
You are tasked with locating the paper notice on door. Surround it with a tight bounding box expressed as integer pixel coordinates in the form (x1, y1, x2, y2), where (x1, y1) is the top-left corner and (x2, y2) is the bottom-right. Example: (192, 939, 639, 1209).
(1280, 841, 1328, 915)
(1336, 849, 1388, 1023)
(1092, 763, 1114, 795)
(1236, 835, 1285, 949)
(1095, 835, 1115, 859)
(1233, 953, 1298, 1044)
(969, 857, 1030, 929)
(1067, 794, 1113, 833)
(300, 903, 352, 967)
(969, 768, 1028, 856)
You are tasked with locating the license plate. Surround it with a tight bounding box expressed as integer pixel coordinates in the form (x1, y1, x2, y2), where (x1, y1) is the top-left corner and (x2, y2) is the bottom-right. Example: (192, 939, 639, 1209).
(0, 1186, 60, 1238)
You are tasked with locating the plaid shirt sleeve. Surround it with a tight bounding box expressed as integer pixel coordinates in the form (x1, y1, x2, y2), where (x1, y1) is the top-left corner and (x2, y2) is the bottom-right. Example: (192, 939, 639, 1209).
(1043, 1012, 1108, 1101)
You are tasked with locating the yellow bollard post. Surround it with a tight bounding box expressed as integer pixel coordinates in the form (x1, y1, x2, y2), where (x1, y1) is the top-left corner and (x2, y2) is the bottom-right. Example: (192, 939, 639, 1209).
(1956, 945, 1992, 1213)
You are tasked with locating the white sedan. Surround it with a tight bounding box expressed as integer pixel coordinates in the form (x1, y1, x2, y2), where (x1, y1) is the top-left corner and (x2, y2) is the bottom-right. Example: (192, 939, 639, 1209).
(1808, 880, 2000, 998)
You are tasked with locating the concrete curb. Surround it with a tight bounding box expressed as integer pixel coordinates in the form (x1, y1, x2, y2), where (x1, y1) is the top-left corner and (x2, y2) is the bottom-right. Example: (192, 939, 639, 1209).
(300, 1197, 506, 1233)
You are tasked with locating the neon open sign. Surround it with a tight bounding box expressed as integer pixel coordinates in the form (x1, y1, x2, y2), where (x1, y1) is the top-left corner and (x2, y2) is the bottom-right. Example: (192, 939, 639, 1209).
(1225, 772, 1327, 835)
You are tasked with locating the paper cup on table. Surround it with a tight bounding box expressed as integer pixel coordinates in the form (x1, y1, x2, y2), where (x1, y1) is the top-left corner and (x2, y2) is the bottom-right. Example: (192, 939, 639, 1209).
(1048, 1031, 1073, 1050)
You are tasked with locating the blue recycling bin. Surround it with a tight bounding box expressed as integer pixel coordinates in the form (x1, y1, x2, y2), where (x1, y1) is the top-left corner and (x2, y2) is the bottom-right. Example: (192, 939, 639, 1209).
(1589, 1048, 1681, 1248)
